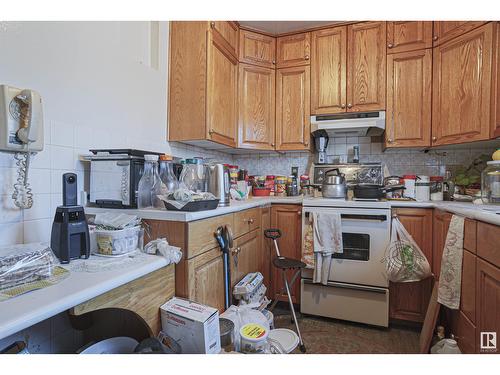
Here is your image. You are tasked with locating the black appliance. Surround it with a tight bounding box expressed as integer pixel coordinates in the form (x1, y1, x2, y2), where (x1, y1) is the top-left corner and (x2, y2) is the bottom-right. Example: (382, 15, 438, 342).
(50, 173, 90, 264)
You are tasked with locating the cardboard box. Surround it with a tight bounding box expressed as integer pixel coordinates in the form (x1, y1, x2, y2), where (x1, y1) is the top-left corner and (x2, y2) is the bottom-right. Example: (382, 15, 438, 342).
(160, 297, 221, 354)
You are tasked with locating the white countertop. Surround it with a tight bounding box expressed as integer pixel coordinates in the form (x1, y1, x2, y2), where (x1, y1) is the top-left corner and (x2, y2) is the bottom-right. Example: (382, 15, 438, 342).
(0, 253, 170, 340)
(85, 197, 500, 226)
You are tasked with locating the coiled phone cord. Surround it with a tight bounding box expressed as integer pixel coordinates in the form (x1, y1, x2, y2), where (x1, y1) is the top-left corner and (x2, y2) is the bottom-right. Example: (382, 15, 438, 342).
(12, 151, 33, 209)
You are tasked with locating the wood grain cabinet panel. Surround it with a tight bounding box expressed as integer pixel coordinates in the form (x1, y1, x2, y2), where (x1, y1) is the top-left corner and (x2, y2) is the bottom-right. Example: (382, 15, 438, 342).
(477, 221, 500, 268)
(494, 22, 500, 139)
(433, 21, 488, 46)
(270, 205, 302, 303)
(432, 210, 452, 279)
(238, 64, 276, 150)
(276, 33, 311, 68)
(234, 207, 262, 238)
(390, 208, 433, 322)
(260, 207, 272, 298)
(386, 49, 432, 148)
(461, 249, 477, 324)
(187, 247, 226, 312)
(311, 26, 347, 114)
(347, 21, 386, 112)
(476, 258, 500, 354)
(387, 21, 433, 53)
(239, 30, 276, 68)
(232, 229, 260, 288)
(206, 30, 238, 147)
(276, 66, 311, 151)
(209, 21, 239, 57)
(432, 23, 495, 146)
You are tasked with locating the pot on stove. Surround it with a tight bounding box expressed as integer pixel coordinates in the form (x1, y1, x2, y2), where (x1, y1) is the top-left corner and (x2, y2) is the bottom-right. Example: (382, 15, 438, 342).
(321, 168, 346, 199)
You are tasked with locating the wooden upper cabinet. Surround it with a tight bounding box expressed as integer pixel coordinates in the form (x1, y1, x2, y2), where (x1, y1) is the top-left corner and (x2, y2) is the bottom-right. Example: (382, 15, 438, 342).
(206, 30, 238, 147)
(347, 22, 386, 112)
(311, 26, 347, 114)
(276, 32, 311, 68)
(239, 30, 276, 68)
(209, 21, 239, 57)
(389, 208, 433, 323)
(493, 22, 500, 139)
(276, 66, 311, 151)
(433, 21, 488, 46)
(238, 64, 275, 150)
(387, 21, 433, 53)
(386, 48, 432, 148)
(432, 23, 495, 146)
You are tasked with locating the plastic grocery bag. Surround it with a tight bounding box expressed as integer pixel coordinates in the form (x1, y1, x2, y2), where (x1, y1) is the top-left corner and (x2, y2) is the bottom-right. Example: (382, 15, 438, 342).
(383, 217, 432, 282)
(220, 305, 269, 352)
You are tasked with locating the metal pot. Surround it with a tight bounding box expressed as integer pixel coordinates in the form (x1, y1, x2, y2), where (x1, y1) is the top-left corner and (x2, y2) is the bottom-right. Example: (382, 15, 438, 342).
(322, 168, 346, 199)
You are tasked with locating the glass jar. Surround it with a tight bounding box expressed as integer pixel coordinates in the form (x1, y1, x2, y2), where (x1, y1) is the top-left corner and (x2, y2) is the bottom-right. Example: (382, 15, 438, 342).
(137, 154, 164, 209)
(180, 158, 205, 192)
(159, 155, 179, 194)
(430, 176, 444, 201)
(275, 176, 287, 196)
(481, 160, 500, 204)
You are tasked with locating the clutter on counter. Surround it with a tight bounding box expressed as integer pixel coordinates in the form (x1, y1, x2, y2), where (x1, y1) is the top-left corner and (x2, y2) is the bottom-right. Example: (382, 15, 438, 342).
(143, 238, 182, 264)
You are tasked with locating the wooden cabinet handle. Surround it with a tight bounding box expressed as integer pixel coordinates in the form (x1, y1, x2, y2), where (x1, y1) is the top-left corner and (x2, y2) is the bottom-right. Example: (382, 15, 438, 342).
(209, 128, 214, 135)
(271, 143, 275, 147)
(387, 43, 394, 48)
(387, 138, 393, 143)
(432, 136, 437, 142)
(304, 55, 309, 60)
(210, 21, 215, 28)
(432, 35, 438, 41)
(341, 104, 346, 109)
(297, 210, 302, 216)
(247, 218, 254, 224)
(304, 142, 309, 147)
(347, 103, 352, 109)
(272, 60, 276, 65)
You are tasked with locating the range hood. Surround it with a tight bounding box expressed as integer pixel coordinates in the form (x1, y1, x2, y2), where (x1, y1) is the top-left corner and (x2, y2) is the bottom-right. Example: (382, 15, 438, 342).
(311, 111, 385, 137)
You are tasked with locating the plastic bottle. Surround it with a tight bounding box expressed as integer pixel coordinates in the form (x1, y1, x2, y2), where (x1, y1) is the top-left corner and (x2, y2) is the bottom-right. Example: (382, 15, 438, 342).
(137, 155, 164, 209)
(159, 155, 179, 194)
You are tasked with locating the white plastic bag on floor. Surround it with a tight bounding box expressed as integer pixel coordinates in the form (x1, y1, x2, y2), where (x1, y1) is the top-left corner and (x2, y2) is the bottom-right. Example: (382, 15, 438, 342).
(383, 217, 431, 282)
(220, 305, 269, 352)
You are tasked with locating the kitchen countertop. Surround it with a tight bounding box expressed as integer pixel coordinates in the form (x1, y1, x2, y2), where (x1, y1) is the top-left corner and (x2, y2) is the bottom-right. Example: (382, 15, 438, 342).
(85, 197, 500, 226)
(0, 252, 170, 340)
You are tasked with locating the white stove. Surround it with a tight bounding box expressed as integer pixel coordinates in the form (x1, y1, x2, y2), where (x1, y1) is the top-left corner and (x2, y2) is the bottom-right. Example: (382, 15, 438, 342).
(300, 197, 391, 327)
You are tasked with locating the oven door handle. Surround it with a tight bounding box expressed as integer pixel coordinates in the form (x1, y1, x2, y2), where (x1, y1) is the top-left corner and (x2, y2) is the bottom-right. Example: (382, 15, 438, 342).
(303, 279, 388, 294)
(304, 212, 387, 222)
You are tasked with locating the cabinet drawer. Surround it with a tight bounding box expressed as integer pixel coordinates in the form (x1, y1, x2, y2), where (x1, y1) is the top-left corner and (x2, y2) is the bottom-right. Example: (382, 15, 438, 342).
(477, 221, 500, 267)
(209, 21, 238, 57)
(234, 208, 261, 238)
(276, 32, 311, 68)
(187, 214, 234, 259)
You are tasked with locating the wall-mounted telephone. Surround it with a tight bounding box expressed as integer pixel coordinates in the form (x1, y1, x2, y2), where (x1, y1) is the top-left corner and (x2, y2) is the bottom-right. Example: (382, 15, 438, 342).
(0, 84, 44, 209)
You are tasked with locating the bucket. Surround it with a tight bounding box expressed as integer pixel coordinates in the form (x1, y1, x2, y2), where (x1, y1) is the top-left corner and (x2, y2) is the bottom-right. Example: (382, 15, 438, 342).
(239, 323, 268, 354)
(268, 329, 299, 354)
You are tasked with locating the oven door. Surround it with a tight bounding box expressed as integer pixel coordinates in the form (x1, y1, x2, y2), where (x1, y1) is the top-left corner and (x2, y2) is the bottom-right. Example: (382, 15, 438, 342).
(302, 206, 390, 287)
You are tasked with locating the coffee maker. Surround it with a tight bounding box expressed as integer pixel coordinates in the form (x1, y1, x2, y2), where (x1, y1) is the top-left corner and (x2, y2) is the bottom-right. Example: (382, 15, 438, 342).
(50, 173, 90, 264)
(313, 130, 329, 164)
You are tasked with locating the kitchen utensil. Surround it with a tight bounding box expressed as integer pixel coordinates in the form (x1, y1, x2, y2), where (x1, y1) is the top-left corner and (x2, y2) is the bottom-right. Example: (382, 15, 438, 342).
(353, 183, 405, 200)
(384, 175, 404, 198)
(321, 168, 346, 199)
(313, 129, 329, 164)
(219, 318, 235, 352)
(206, 163, 230, 206)
(163, 199, 219, 212)
(215, 225, 233, 309)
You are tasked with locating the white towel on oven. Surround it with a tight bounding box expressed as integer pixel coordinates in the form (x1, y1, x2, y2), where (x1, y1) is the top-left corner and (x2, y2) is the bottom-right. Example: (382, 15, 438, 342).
(312, 212, 343, 285)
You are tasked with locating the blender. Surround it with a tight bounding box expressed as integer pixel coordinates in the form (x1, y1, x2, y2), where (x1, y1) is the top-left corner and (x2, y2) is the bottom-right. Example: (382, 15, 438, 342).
(313, 130, 329, 164)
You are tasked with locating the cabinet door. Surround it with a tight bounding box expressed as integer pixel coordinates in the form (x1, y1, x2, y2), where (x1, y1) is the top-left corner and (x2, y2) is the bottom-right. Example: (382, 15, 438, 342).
(461, 249, 477, 324)
(386, 49, 432, 148)
(239, 30, 276, 68)
(231, 229, 260, 287)
(432, 210, 452, 279)
(187, 247, 226, 312)
(206, 30, 238, 147)
(270, 205, 302, 303)
(432, 23, 494, 146)
(433, 21, 488, 47)
(494, 22, 500, 139)
(276, 66, 311, 151)
(276, 32, 311, 68)
(209, 21, 239, 57)
(347, 22, 386, 112)
(476, 258, 500, 354)
(390, 208, 433, 322)
(386, 21, 433, 53)
(311, 26, 347, 114)
(238, 64, 276, 150)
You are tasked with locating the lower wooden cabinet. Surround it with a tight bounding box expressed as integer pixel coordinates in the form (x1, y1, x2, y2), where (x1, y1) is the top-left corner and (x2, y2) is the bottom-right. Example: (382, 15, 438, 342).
(260, 206, 272, 297)
(476, 257, 500, 353)
(231, 229, 260, 288)
(390, 208, 433, 322)
(270, 204, 302, 303)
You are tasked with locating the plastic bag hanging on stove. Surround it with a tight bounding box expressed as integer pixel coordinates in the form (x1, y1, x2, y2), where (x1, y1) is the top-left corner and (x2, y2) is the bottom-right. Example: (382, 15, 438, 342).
(383, 217, 432, 282)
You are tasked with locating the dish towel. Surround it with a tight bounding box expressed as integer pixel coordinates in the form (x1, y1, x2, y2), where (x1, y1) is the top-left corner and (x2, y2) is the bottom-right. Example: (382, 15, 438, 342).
(437, 215, 465, 309)
(312, 212, 343, 285)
